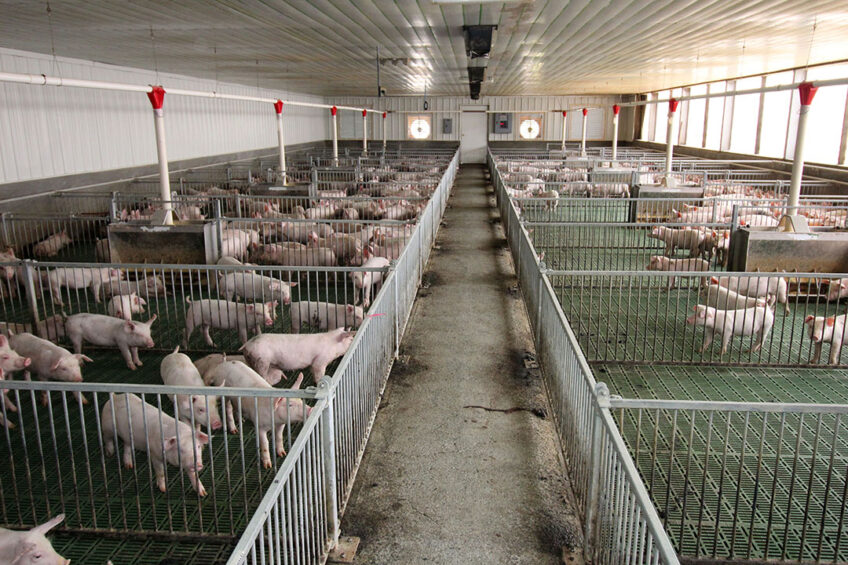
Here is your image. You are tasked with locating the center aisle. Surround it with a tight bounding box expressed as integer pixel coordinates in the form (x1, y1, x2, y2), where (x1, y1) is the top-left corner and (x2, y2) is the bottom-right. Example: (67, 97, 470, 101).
(341, 164, 582, 564)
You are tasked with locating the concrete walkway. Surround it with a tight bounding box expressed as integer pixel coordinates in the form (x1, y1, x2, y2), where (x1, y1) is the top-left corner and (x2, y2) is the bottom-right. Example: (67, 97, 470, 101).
(341, 164, 581, 564)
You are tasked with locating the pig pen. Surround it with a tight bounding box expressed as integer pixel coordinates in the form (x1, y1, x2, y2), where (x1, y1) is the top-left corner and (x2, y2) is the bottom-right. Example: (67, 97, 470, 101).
(490, 149, 848, 564)
(0, 147, 459, 564)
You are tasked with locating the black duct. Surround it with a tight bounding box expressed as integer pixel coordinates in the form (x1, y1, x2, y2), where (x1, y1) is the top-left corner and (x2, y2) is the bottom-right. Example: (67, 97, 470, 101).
(463, 25, 497, 59)
(467, 67, 485, 84)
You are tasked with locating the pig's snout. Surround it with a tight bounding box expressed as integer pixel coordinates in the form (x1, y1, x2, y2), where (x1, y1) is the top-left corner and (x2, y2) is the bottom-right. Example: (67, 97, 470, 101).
(212, 419, 223, 430)
(265, 318, 273, 326)
(146, 339, 155, 348)
(811, 333, 822, 343)
(73, 375, 84, 383)
(685, 315, 697, 325)
(283, 297, 291, 305)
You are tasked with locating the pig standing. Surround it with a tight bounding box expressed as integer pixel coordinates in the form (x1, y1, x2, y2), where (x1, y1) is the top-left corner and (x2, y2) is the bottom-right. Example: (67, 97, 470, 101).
(804, 314, 848, 365)
(0, 334, 31, 424)
(48, 267, 123, 305)
(351, 250, 390, 308)
(207, 360, 310, 467)
(825, 278, 848, 302)
(160, 346, 223, 431)
(715, 275, 790, 314)
(646, 256, 710, 289)
(240, 327, 355, 385)
(0, 513, 68, 565)
(101, 275, 168, 299)
(699, 278, 763, 310)
(107, 293, 146, 320)
(648, 226, 705, 257)
(101, 393, 209, 496)
(64, 314, 156, 370)
(686, 302, 775, 355)
(32, 231, 73, 257)
(218, 272, 296, 305)
(290, 301, 364, 333)
(307, 232, 362, 265)
(9, 333, 92, 404)
(184, 298, 276, 347)
(194, 353, 246, 384)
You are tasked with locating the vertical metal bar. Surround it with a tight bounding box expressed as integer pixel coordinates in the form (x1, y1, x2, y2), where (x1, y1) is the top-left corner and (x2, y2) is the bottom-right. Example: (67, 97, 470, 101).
(583, 383, 609, 560)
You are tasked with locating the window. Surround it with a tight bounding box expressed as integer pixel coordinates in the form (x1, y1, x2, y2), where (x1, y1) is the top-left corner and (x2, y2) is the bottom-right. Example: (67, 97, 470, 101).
(640, 93, 656, 141)
(729, 77, 761, 154)
(804, 63, 848, 164)
(685, 84, 707, 147)
(518, 115, 543, 139)
(759, 71, 793, 158)
(654, 90, 670, 144)
(704, 81, 726, 150)
(407, 115, 431, 140)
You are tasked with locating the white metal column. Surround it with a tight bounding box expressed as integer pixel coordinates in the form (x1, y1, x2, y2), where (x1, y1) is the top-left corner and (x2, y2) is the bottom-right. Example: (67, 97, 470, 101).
(274, 99, 287, 185)
(664, 98, 679, 176)
(561, 110, 567, 153)
(362, 109, 368, 155)
(382, 111, 387, 149)
(331, 106, 339, 167)
(147, 86, 173, 225)
(787, 82, 818, 214)
(580, 108, 588, 156)
(611, 104, 620, 161)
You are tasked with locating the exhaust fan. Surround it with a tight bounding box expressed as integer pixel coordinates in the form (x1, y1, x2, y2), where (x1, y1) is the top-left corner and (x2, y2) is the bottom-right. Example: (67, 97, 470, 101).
(463, 25, 497, 59)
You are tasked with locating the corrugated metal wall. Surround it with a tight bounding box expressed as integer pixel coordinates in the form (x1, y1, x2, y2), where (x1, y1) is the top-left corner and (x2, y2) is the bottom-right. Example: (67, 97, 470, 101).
(332, 95, 631, 143)
(0, 48, 330, 185)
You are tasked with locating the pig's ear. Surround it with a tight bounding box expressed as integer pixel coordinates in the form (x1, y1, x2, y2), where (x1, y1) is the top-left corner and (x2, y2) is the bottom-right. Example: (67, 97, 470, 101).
(195, 431, 210, 445)
(827, 317, 836, 327)
(293, 372, 304, 390)
(246, 305, 256, 313)
(346, 305, 354, 313)
(50, 358, 62, 371)
(841, 280, 848, 290)
(31, 513, 65, 535)
(0, 334, 7, 348)
(146, 314, 158, 325)
(805, 315, 815, 324)
(289, 282, 298, 288)
(114, 310, 123, 319)
(164, 437, 178, 451)
(711, 277, 719, 284)
(76, 354, 94, 363)
(274, 397, 285, 409)
(125, 321, 136, 332)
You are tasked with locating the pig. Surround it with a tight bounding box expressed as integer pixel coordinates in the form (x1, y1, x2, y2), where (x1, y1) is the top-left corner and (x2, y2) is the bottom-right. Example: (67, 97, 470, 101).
(101, 275, 168, 299)
(32, 231, 73, 257)
(8, 333, 92, 405)
(0, 314, 66, 342)
(218, 272, 296, 305)
(804, 314, 848, 365)
(217, 256, 249, 267)
(338, 207, 359, 220)
(184, 298, 276, 347)
(304, 203, 338, 220)
(0, 333, 32, 420)
(281, 221, 334, 243)
(107, 293, 146, 320)
(101, 393, 209, 496)
(160, 346, 223, 431)
(47, 267, 123, 306)
(64, 314, 156, 371)
(95, 238, 111, 262)
(0, 247, 16, 285)
(240, 327, 355, 385)
(715, 275, 790, 314)
(0, 513, 68, 565)
(646, 256, 710, 289)
(685, 302, 775, 355)
(699, 278, 764, 310)
(206, 360, 310, 467)
(307, 232, 362, 265)
(670, 208, 714, 224)
(290, 301, 364, 333)
(648, 226, 705, 257)
(351, 250, 391, 308)
(381, 202, 418, 221)
(194, 353, 246, 384)
(222, 228, 260, 247)
(825, 278, 848, 302)
(175, 204, 205, 221)
(221, 236, 249, 261)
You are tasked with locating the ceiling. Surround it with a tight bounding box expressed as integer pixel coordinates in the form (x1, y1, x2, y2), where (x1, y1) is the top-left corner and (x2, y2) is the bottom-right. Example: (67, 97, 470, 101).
(1, 0, 847, 97)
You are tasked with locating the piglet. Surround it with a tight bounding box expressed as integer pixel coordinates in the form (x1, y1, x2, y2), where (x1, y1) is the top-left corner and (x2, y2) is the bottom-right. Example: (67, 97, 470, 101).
(102, 393, 209, 496)
(107, 293, 146, 320)
(9, 332, 92, 405)
(194, 353, 246, 384)
(184, 298, 277, 347)
(160, 346, 223, 431)
(685, 302, 775, 355)
(825, 278, 848, 302)
(240, 327, 355, 385)
(646, 255, 710, 289)
(290, 301, 364, 333)
(351, 248, 390, 308)
(0, 334, 31, 421)
(48, 267, 123, 306)
(0, 513, 69, 565)
(64, 313, 156, 370)
(207, 360, 310, 467)
(804, 314, 848, 365)
(218, 273, 296, 305)
(699, 278, 763, 310)
(32, 231, 73, 258)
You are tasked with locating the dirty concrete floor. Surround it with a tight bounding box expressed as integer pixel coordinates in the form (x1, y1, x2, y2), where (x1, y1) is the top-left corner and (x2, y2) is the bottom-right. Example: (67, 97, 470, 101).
(341, 164, 582, 564)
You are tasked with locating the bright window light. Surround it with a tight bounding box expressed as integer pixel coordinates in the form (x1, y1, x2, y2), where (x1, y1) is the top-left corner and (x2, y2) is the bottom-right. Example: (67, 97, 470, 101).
(407, 116, 431, 140)
(518, 116, 542, 139)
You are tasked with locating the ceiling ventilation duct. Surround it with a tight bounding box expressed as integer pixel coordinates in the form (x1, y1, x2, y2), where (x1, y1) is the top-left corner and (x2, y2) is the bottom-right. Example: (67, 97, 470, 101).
(469, 82, 481, 100)
(463, 25, 498, 59)
(468, 67, 486, 84)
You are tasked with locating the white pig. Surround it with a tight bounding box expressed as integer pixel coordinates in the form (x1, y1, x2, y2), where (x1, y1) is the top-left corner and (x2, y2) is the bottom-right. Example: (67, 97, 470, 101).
(351, 250, 391, 308)
(207, 360, 310, 467)
(107, 293, 146, 320)
(699, 279, 764, 310)
(184, 298, 276, 347)
(160, 346, 223, 431)
(48, 267, 123, 305)
(240, 327, 355, 385)
(32, 231, 73, 257)
(686, 302, 775, 355)
(194, 353, 246, 384)
(825, 278, 848, 302)
(648, 226, 705, 257)
(0, 513, 69, 565)
(290, 301, 364, 333)
(64, 313, 156, 370)
(9, 332, 92, 405)
(218, 272, 296, 305)
(715, 275, 790, 314)
(0, 334, 31, 421)
(804, 314, 848, 365)
(646, 255, 710, 289)
(101, 393, 209, 496)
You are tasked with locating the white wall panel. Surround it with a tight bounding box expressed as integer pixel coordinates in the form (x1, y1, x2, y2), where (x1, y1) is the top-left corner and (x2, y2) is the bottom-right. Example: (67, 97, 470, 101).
(0, 48, 330, 185)
(332, 95, 626, 143)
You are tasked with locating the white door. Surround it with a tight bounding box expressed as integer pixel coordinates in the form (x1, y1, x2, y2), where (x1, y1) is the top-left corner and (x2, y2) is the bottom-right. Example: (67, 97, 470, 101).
(460, 111, 488, 164)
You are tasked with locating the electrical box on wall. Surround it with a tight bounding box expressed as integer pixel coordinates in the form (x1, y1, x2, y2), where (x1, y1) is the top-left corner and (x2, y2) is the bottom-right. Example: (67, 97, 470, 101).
(443, 118, 453, 134)
(493, 113, 512, 134)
